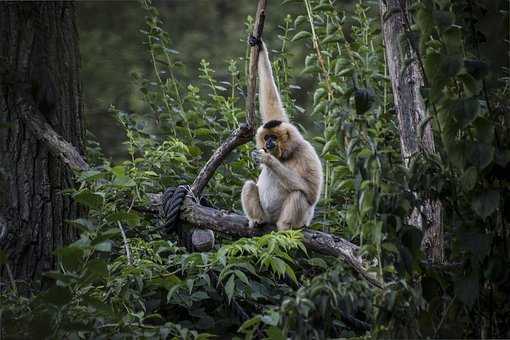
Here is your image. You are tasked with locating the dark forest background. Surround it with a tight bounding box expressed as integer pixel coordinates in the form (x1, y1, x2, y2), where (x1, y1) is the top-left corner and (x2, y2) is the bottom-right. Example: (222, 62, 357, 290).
(1, 0, 509, 338)
(78, 0, 505, 160)
(78, 0, 352, 158)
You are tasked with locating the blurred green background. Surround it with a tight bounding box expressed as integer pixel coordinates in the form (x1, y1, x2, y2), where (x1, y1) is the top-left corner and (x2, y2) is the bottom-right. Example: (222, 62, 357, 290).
(78, 0, 314, 160)
(77, 0, 507, 160)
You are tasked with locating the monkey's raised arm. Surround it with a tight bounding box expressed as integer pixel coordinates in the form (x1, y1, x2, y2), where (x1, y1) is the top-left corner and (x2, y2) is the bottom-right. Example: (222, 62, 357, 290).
(258, 42, 289, 123)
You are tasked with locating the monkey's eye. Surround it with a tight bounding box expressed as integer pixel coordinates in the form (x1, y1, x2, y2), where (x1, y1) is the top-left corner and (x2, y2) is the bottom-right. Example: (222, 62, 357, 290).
(264, 134, 277, 141)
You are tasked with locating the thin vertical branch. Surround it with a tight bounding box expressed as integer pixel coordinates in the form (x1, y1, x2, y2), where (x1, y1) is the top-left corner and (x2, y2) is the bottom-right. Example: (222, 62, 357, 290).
(246, 0, 267, 130)
(304, 0, 333, 99)
(117, 221, 133, 266)
(5, 262, 17, 294)
(190, 0, 267, 197)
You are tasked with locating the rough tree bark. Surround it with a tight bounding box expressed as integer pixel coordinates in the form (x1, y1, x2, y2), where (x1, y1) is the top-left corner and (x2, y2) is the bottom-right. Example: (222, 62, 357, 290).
(0, 2, 84, 287)
(379, 0, 443, 262)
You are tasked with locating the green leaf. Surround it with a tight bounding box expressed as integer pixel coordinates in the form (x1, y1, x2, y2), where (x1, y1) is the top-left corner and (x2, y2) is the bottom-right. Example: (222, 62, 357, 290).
(322, 34, 342, 44)
(266, 326, 285, 340)
(313, 88, 326, 104)
(111, 165, 126, 177)
(306, 257, 327, 269)
(269, 257, 287, 276)
(382, 242, 399, 253)
(458, 232, 492, 262)
(83, 259, 108, 284)
(285, 265, 298, 284)
(195, 128, 211, 137)
(302, 64, 321, 74)
(443, 27, 462, 54)
(94, 241, 112, 252)
(472, 190, 500, 219)
(291, 31, 312, 42)
(359, 190, 374, 217)
(455, 274, 479, 307)
(459, 72, 481, 97)
(464, 59, 489, 80)
(40, 286, 73, 306)
(112, 175, 136, 187)
(110, 211, 140, 226)
(57, 246, 84, 271)
(224, 275, 235, 303)
(0, 249, 7, 265)
(74, 191, 104, 209)
(78, 169, 103, 182)
(495, 148, 510, 167)
(234, 270, 250, 287)
(294, 15, 307, 27)
(44, 271, 79, 285)
(460, 167, 477, 192)
(473, 117, 494, 144)
(313, 3, 333, 11)
(238, 315, 261, 333)
(67, 218, 96, 232)
(186, 278, 194, 294)
(452, 98, 479, 129)
(261, 310, 281, 326)
(468, 142, 493, 170)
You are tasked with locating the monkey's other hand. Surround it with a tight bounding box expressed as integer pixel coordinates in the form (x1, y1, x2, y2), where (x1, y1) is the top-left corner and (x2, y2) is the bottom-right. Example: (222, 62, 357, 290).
(248, 219, 264, 228)
(251, 149, 270, 166)
(248, 34, 262, 47)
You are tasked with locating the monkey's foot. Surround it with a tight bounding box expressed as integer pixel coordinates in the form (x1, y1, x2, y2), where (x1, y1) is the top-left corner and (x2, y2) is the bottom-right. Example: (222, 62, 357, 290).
(248, 34, 262, 47)
(248, 219, 264, 228)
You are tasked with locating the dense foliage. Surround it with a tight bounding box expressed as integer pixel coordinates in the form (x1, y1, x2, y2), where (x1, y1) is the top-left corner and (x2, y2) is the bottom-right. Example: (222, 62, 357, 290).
(1, 0, 509, 338)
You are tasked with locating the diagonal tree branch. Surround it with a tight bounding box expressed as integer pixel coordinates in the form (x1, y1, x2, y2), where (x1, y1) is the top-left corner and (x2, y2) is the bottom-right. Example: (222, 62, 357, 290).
(16, 93, 89, 172)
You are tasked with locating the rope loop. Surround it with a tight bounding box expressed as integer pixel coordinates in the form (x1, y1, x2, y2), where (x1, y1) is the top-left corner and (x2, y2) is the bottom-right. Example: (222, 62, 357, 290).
(161, 185, 190, 231)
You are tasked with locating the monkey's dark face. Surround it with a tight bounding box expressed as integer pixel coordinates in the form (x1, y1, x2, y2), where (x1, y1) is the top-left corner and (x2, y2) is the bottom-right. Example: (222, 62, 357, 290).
(256, 120, 292, 160)
(263, 134, 278, 152)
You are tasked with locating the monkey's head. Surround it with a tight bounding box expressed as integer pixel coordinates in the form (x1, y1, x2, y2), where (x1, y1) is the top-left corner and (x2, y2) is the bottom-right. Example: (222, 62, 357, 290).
(256, 120, 302, 160)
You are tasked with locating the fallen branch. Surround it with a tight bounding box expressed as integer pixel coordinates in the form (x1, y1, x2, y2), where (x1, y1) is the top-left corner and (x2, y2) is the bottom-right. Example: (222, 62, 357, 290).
(147, 194, 382, 289)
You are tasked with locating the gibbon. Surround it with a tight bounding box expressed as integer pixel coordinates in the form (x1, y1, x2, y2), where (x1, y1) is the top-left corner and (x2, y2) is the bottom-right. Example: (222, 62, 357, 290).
(241, 39, 323, 231)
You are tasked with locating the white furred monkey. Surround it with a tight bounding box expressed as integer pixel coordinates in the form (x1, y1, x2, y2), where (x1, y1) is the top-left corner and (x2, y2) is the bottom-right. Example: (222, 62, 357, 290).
(241, 37, 323, 231)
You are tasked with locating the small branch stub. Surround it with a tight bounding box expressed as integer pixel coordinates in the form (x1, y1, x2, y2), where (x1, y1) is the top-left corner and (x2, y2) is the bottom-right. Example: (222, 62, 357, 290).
(16, 94, 89, 172)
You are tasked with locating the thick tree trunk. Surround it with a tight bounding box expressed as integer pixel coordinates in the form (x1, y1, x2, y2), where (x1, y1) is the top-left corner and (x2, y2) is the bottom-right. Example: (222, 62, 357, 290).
(0, 2, 84, 287)
(379, 0, 443, 262)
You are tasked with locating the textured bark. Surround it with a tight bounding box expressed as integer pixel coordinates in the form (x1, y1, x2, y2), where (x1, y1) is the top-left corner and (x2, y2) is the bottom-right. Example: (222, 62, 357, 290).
(379, 0, 443, 262)
(0, 2, 84, 287)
